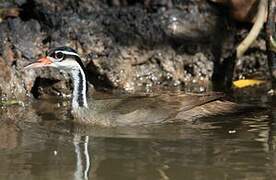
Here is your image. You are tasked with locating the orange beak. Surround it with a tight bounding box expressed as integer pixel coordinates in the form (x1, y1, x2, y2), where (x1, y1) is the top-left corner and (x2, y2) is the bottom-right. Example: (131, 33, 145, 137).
(24, 57, 53, 69)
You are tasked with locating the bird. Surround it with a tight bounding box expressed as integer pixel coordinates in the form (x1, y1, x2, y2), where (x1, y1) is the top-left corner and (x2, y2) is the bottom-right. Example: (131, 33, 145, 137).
(25, 46, 249, 127)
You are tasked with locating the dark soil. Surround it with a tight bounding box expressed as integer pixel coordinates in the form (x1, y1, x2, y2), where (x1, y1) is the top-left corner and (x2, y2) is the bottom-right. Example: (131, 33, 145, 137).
(0, 0, 271, 100)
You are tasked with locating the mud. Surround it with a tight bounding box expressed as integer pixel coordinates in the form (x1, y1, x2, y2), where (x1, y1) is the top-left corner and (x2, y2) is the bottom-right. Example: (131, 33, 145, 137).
(0, 0, 271, 100)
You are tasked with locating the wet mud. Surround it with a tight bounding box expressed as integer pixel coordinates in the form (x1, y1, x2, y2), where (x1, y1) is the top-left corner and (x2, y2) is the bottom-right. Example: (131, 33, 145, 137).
(0, 0, 271, 100)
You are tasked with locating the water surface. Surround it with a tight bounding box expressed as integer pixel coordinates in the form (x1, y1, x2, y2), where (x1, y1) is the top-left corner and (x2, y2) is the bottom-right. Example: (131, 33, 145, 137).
(0, 94, 275, 180)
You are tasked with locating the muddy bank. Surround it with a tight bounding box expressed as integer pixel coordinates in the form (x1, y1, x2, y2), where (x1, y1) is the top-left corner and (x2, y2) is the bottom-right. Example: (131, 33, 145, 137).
(0, 0, 271, 100)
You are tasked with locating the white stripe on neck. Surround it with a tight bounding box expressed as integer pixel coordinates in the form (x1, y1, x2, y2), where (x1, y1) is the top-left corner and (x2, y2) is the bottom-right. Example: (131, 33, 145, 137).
(56, 50, 80, 58)
(70, 65, 88, 109)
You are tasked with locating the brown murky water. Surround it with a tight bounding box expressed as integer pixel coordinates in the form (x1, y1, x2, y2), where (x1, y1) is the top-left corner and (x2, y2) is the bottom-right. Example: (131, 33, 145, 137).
(0, 93, 276, 180)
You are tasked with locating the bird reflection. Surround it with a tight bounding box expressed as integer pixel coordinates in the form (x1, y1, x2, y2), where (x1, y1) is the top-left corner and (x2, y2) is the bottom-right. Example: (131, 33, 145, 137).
(73, 135, 91, 180)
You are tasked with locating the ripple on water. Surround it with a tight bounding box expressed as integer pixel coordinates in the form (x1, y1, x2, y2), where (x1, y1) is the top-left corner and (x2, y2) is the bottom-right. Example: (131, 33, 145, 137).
(0, 96, 275, 179)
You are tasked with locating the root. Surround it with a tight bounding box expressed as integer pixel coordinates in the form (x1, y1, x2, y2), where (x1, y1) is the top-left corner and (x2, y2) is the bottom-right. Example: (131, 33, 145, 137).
(236, 0, 268, 58)
(270, 36, 276, 52)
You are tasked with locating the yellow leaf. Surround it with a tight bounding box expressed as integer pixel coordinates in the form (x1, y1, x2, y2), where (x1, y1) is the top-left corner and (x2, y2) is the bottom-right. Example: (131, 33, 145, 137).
(233, 79, 266, 88)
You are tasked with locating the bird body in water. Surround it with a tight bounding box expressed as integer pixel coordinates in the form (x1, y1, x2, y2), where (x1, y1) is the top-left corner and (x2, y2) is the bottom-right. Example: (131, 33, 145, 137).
(25, 47, 246, 127)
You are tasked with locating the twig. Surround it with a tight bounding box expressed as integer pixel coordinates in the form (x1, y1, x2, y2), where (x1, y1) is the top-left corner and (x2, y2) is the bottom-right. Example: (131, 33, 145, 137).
(265, 0, 276, 87)
(236, 0, 268, 58)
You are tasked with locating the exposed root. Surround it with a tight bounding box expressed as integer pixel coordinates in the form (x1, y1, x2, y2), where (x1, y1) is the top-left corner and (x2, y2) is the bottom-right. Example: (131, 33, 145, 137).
(236, 0, 268, 58)
(270, 36, 276, 52)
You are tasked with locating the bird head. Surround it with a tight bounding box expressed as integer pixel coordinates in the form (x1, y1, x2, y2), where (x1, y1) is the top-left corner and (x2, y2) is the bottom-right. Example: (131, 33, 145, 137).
(25, 47, 86, 73)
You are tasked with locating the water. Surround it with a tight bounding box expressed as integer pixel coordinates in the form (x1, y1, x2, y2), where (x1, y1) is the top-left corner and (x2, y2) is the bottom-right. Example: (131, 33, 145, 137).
(0, 94, 276, 180)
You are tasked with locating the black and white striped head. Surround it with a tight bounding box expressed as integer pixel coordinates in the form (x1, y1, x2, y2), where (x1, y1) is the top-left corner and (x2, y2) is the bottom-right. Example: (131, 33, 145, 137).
(26, 47, 86, 73)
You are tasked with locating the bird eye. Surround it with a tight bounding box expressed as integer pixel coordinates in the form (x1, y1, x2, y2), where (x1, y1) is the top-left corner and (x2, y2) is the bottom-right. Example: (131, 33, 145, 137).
(55, 52, 64, 60)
